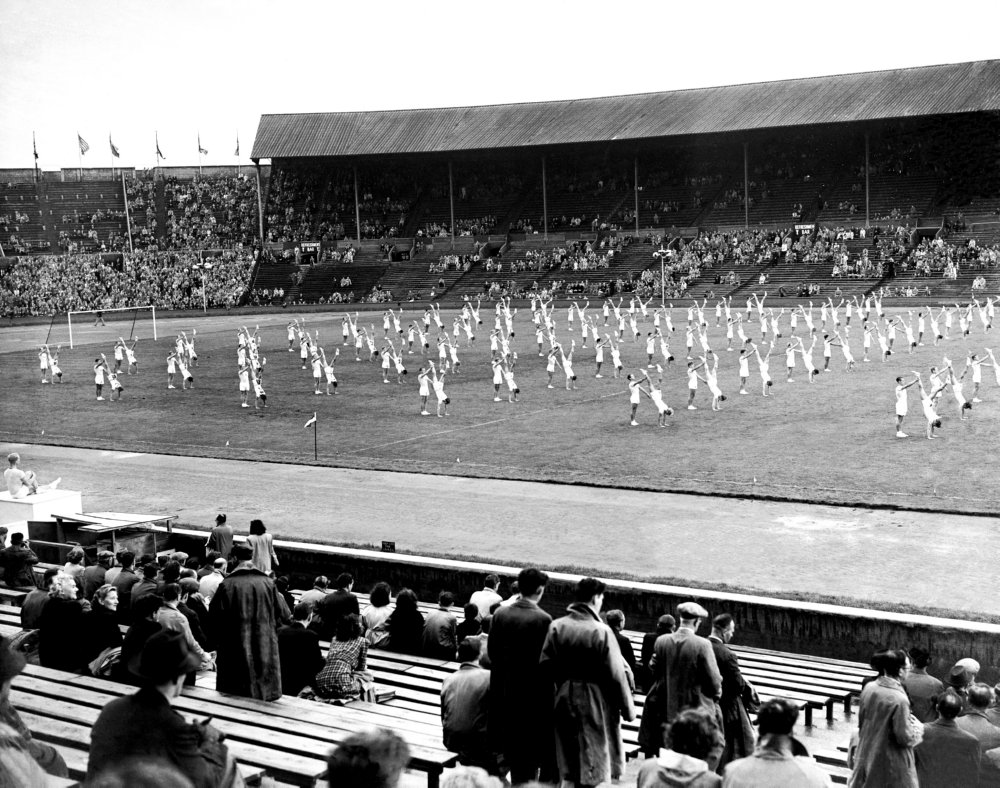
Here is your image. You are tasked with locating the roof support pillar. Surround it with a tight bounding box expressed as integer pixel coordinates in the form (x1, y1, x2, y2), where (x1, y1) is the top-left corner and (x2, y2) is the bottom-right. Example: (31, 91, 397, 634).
(354, 166, 361, 245)
(254, 159, 264, 249)
(634, 156, 640, 236)
(449, 160, 455, 251)
(542, 155, 548, 242)
(744, 142, 749, 230)
(864, 132, 870, 227)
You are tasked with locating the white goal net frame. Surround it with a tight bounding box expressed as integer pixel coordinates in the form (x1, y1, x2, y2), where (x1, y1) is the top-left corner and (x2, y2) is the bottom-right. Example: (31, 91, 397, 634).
(66, 305, 158, 348)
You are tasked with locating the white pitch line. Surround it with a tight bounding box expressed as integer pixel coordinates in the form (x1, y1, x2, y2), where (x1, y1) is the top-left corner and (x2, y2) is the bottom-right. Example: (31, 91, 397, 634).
(346, 389, 626, 453)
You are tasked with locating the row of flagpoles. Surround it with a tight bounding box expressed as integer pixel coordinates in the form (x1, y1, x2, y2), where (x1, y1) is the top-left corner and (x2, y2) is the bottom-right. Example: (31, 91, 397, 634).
(36, 131, 242, 177)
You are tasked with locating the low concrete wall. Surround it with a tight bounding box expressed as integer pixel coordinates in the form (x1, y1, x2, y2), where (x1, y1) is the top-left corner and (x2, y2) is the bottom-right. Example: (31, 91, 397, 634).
(167, 530, 1000, 682)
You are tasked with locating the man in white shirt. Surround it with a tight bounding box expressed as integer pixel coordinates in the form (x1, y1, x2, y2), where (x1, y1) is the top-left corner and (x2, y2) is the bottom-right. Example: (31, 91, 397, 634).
(198, 558, 227, 603)
(468, 574, 503, 619)
(4, 453, 60, 499)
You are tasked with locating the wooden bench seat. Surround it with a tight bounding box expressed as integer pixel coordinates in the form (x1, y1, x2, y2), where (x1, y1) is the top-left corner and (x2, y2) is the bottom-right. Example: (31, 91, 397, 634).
(18, 664, 457, 788)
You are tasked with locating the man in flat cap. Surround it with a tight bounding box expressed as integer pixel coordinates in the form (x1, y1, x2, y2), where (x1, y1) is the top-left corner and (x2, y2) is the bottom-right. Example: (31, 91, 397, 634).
(638, 600, 724, 769)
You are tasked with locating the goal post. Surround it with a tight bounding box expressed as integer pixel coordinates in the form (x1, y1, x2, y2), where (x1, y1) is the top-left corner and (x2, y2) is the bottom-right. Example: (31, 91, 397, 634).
(66, 305, 157, 348)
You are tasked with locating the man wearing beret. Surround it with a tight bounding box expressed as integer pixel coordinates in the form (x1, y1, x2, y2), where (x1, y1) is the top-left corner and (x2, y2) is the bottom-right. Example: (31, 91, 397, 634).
(638, 601, 724, 769)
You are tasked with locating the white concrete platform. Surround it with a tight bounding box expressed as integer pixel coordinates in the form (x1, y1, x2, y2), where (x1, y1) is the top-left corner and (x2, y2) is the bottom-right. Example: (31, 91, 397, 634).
(0, 489, 83, 526)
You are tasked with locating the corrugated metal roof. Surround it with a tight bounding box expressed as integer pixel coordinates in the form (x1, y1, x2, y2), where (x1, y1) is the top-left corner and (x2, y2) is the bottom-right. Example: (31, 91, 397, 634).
(251, 60, 1000, 160)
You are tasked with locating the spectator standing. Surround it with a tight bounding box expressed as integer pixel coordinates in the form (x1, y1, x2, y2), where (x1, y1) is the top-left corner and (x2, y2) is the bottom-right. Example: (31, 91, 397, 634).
(441, 638, 498, 774)
(540, 576, 636, 788)
(488, 566, 556, 784)
(386, 588, 424, 656)
(246, 519, 278, 575)
(708, 614, 755, 771)
(849, 649, 921, 788)
(299, 575, 331, 608)
(956, 684, 1000, 762)
(903, 646, 944, 723)
(605, 609, 638, 677)
(278, 602, 323, 696)
(361, 581, 394, 648)
(914, 690, 980, 788)
(209, 543, 284, 701)
(637, 708, 722, 788)
(0, 532, 39, 589)
(423, 591, 458, 660)
(87, 629, 241, 787)
(722, 699, 830, 787)
(469, 574, 503, 619)
(639, 615, 676, 693)
(639, 602, 723, 766)
(206, 513, 233, 559)
(82, 550, 114, 600)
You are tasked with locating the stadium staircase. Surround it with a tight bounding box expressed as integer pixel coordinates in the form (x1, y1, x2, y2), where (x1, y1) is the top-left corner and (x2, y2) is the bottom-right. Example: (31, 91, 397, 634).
(297, 248, 390, 302)
(817, 173, 940, 225)
(45, 180, 128, 252)
(154, 180, 167, 243)
(0, 182, 49, 254)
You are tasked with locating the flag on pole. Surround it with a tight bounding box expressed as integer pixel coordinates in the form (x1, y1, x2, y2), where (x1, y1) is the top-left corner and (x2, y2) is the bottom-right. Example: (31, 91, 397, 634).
(33, 132, 38, 161)
(234, 135, 240, 157)
(198, 133, 208, 156)
(304, 413, 317, 429)
(77, 134, 90, 155)
(109, 135, 120, 158)
(156, 133, 165, 161)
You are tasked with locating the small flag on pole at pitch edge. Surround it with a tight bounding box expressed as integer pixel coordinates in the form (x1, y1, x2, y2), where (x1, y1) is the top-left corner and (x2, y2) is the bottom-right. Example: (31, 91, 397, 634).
(156, 133, 165, 161)
(77, 134, 90, 155)
(33, 132, 38, 161)
(234, 135, 240, 157)
(304, 413, 317, 428)
(109, 135, 120, 158)
(198, 133, 208, 155)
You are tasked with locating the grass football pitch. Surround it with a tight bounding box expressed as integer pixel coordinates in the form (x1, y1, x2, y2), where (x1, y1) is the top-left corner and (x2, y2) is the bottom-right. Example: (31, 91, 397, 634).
(1, 305, 997, 515)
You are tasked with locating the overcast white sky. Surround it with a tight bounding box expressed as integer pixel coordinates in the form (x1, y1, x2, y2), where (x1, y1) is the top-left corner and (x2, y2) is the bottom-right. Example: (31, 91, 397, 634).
(1, 0, 996, 170)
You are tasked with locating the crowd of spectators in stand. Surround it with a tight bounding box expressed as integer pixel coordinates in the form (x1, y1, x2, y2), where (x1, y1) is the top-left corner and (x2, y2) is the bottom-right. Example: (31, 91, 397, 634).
(431, 253, 477, 273)
(0, 249, 255, 316)
(899, 237, 1000, 278)
(16, 532, 1000, 788)
(420, 215, 497, 238)
(162, 175, 258, 250)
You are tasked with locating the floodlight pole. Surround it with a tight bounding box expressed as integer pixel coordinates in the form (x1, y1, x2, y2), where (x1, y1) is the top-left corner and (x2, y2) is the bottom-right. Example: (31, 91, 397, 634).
(634, 156, 640, 236)
(744, 142, 749, 229)
(541, 155, 548, 242)
(864, 132, 870, 227)
(653, 245, 670, 306)
(254, 160, 264, 249)
(448, 160, 455, 251)
(354, 166, 361, 245)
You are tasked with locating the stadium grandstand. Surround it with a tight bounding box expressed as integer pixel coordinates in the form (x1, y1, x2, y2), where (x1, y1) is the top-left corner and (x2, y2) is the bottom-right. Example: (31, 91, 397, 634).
(7, 58, 1000, 788)
(2, 60, 1000, 315)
